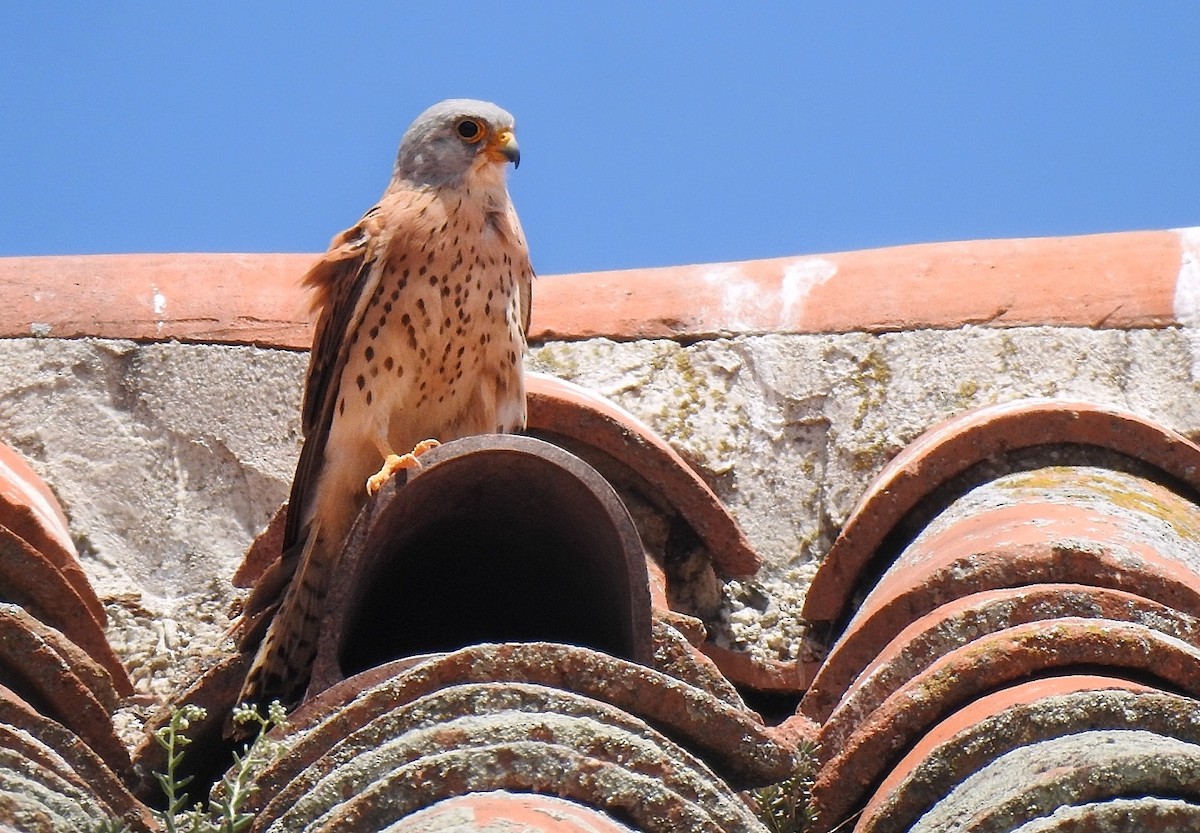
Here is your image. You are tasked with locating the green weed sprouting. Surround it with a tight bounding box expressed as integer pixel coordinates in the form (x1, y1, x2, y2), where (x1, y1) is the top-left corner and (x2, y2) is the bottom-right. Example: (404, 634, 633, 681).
(147, 701, 288, 833)
(751, 740, 819, 833)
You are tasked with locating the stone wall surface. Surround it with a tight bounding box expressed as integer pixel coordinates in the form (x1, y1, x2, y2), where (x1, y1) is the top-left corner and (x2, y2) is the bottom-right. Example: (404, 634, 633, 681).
(2, 321, 1198, 695)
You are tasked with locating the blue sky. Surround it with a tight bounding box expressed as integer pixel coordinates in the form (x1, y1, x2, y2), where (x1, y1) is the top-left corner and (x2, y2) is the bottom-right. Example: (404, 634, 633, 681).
(2, 4, 1197, 275)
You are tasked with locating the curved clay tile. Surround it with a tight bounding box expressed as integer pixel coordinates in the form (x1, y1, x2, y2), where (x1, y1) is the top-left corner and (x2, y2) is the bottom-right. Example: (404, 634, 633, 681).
(0, 683, 154, 832)
(811, 618, 1200, 830)
(247, 676, 759, 826)
(1000, 798, 1200, 833)
(855, 679, 1185, 833)
(0, 723, 152, 832)
(0, 526, 131, 695)
(805, 582, 1200, 724)
(803, 399, 1200, 627)
(649, 617, 747, 710)
(2, 228, 1188, 345)
(248, 679, 692, 818)
(232, 498, 288, 590)
(258, 707, 763, 832)
(0, 602, 120, 714)
(0, 443, 105, 629)
(283, 745, 738, 833)
(280, 643, 795, 800)
(308, 434, 654, 694)
(906, 730, 1200, 833)
(0, 745, 121, 833)
(802, 464, 1200, 721)
(0, 605, 130, 778)
(525, 372, 760, 578)
(384, 791, 640, 832)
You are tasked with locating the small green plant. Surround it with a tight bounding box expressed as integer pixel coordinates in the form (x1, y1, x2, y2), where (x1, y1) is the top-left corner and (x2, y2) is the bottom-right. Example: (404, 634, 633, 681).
(150, 701, 288, 833)
(751, 740, 819, 833)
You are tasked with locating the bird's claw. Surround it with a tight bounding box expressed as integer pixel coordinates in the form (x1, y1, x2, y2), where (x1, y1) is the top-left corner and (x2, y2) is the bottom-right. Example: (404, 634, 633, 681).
(365, 439, 441, 495)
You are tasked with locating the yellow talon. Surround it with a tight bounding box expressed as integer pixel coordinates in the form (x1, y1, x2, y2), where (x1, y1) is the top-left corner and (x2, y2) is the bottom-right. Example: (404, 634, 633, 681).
(365, 439, 441, 495)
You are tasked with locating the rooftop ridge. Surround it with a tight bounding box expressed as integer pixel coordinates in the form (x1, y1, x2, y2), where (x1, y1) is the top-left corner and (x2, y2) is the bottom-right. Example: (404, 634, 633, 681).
(1, 226, 1194, 347)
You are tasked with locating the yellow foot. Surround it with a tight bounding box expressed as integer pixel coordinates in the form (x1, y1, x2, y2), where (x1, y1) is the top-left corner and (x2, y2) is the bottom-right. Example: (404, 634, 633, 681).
(365, 439, 441, 495)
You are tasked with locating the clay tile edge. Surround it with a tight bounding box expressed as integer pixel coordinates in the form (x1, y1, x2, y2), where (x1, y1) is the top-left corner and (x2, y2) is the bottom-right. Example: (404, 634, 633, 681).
(0, 227, 1192, 347)
(803, 398, 1200, 623)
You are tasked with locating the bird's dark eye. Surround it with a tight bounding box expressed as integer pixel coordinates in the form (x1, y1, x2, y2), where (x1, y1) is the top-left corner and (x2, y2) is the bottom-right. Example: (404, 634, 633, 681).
(456, 118, 485, 143)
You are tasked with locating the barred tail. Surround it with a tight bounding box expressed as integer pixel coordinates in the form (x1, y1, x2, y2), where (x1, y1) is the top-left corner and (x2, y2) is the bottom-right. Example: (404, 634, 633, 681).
(236, 527, 336, 710)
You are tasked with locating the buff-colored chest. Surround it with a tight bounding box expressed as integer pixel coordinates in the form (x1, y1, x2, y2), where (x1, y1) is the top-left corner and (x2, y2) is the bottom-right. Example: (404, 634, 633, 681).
(328, 192, 529, 473)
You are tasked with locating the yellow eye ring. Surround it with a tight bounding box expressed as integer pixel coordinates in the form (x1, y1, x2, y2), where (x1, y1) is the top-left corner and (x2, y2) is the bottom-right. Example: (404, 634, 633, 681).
(455, 118, 486, 143)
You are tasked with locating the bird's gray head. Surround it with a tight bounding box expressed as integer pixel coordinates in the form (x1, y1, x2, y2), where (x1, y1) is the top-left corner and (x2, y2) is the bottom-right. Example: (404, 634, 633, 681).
(393, 98, 520, 189)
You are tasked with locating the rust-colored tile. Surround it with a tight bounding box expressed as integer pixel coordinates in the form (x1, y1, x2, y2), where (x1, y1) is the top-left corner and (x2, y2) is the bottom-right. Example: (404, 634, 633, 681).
(987, 798, 1200, 832)
(289, 643, 796, 794)
(856, 678, 1159, 833)
(0, 605, 130, 779)
(0, 525, 131, 696)
(308, 435, 655, 695)
(650, 616, 748, 711)
(0, 253, 316, 347)
(698, 642, 813, 694)
(232, 500, 287, 590)
(0, 228, 1186, 346)
(129, 651, 250, 806)
(901, 729, 1200, 833)
(389, 792, 640, 832)
(803, 481, 1200, 723)
(0, 443, 106, 631)
(811, 618, 1200, 830)
(803, 399, 1200, 626)
(286, 743, 735, 833)
(526, 372, 760, 578)
(257, 686, 764, 832)
(0, 713, 155, 832)
(817, 584, 1200, 756)
(532, 229, 1183, 340)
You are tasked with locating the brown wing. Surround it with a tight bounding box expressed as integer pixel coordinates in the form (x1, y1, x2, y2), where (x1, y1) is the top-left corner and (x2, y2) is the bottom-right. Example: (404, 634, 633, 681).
(284, 219, 380, 550)
(239, 209, 384, 628)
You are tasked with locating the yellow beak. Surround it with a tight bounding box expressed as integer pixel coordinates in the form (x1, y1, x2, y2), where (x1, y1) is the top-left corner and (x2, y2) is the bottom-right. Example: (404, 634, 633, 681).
(487, 129, 521, 168)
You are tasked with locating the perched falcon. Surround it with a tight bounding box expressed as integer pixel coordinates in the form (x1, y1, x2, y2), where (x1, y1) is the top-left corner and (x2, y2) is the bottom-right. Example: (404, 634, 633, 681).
(236, 99, 533, 708)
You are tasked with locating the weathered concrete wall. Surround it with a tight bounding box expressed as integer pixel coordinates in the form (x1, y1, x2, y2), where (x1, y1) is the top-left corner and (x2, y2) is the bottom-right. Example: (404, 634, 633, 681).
(2, 324, 1198, 695)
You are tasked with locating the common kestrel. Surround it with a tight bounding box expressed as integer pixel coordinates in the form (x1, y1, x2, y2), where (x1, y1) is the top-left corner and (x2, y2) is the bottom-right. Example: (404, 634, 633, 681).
(236, 99, 533, 708)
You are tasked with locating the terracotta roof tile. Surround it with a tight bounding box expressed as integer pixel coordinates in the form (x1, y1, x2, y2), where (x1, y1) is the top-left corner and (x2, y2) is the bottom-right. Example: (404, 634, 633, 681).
(1001, 798, 1200, 833)
(811, 619, 1200, 830)
(294, 643, 795, 792)
(525, 372, 760, 578)
(1, 228, 1193, 345)
(0, 443, 110, 655)
(803, 399, 1200, 627)
(254, 684, 765, 832)
(856, 679, 1169, 833)
(0, 526, 131, 697)
(309, 435, 655, 693)
(0, 604, 130, 780)
(0, 683, 154, 832)
(385, 792, 640, 832)
(905, 729, 1200, 833)
(803, 463, 1200, 722)
(813, 584, 1200, 740)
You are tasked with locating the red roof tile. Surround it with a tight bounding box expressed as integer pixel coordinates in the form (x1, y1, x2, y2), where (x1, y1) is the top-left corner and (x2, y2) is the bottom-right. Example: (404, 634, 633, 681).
(804, 399, 1200, 627)
(856, 678, 1160, 833)
(0, 228, 1192, 346)
(0, 444, 107, 638)
(389, 792, 639, 832)
(811, 618, 1200, 829)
